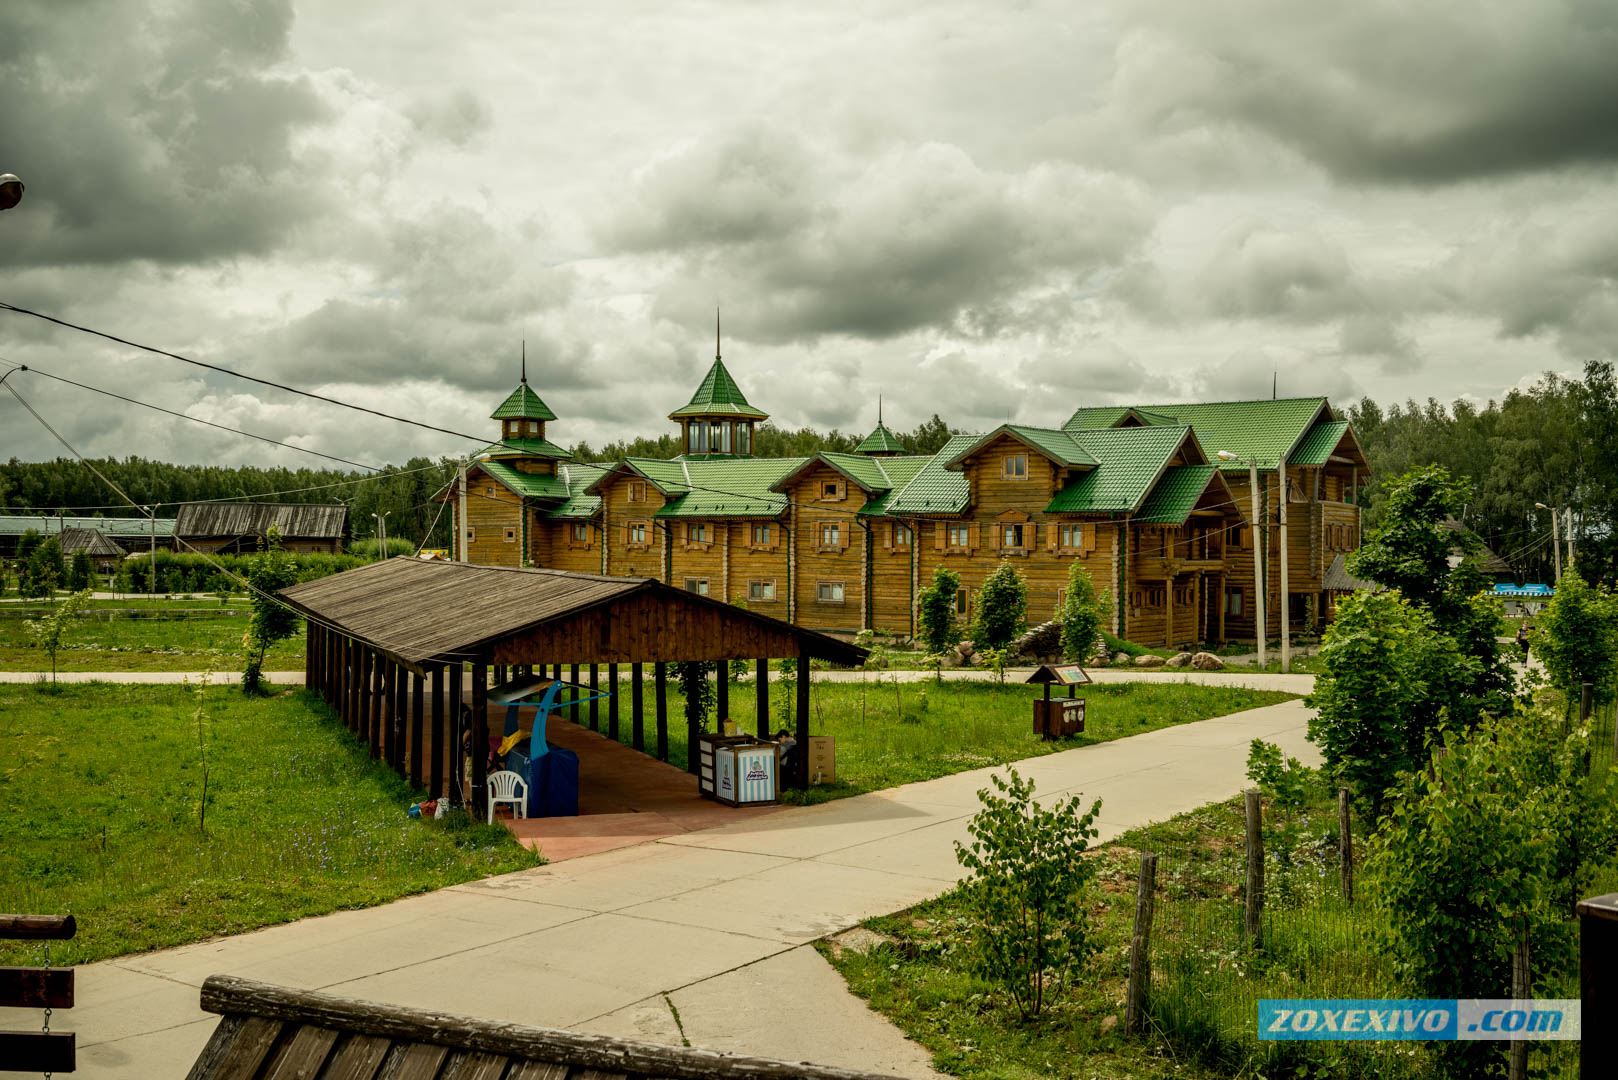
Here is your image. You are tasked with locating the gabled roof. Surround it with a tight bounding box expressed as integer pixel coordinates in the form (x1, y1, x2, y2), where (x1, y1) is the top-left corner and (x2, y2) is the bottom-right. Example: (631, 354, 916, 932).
(855, 420, 907, 454)
(0, 515, 174, 537)
(1078, 397, 1330, 472)
(770, 451, 893, 495)
(175, 502, 347, 539)
(1063, 405, 1179, 430)
(944, 425, 1099, 470)
(478, 460, 571, 501)
(654, 457, 802, 518)
(479, 435, 572, 461)
(1324, 552, 1376, 592)
(489, 381, 557, 421)
(58, 527, 125, 557)
(545, 462, 609, 519)
(857, 456, 933, 516)
(668, 358, 768, 420)
(878, 434, 978, 516)
(583, 458, 692, 497)
(1045, 426, 1199, 515)
(1288, 420, 1349, 466)
(1131, 465, 1236, 525)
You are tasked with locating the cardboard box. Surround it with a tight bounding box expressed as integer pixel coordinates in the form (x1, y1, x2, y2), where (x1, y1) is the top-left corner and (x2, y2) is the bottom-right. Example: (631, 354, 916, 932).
(807, 735, 836, 784)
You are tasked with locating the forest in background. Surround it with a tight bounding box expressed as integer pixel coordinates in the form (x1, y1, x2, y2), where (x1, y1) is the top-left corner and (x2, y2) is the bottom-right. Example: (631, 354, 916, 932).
(3, 367, 1613, 587)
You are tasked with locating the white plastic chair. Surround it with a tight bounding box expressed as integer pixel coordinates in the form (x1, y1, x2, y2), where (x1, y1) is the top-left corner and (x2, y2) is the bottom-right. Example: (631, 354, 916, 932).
(486, 770, 529, 824)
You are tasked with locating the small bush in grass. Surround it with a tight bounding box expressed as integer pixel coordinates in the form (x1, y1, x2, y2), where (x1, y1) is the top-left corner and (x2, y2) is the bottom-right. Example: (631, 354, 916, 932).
(241, 526, 301, 694)
(917, 565, 960, 653)
(971, 561, 1027, 652)
(954, 766, 1102, 1019)
(1059, 562, 1110, 662)
(24, 588, 92, 683)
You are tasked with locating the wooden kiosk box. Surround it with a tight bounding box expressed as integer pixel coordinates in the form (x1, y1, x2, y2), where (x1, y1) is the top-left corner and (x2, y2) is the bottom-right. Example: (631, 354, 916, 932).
(696, 732, 782, 807)
(1027, 663, 1090, 740)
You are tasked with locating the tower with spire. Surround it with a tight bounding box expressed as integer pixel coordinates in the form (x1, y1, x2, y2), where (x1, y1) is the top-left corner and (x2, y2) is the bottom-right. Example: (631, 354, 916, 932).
(485, 341, 567, 469)
(668, 309, 768, 458)
(855, 395, 907, 457)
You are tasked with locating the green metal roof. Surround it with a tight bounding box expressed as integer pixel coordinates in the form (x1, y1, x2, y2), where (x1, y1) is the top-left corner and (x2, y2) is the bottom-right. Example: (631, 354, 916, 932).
(855, 421, 907, 455)
(479, 460, 570, 501)
(945, 425, 1099, 470)
(479, 436, 572, 460)
(857, 457, 932, 517)
(1132, 465, 1220, 524)
(1288, 420, 1352, 466)
(0, 514, 175, 537)
(544, 463, 609, 519)
(817, 452, 894, 492)
(1074, 398, 1328, 472)
(490, 382, 557, 422)
(654, 458, 804, 518)
(1063, 406, 1178, 430)
(667, 358, 769, 420)
(880, 435, 978, 516)
(1046, 426, 1194, 514)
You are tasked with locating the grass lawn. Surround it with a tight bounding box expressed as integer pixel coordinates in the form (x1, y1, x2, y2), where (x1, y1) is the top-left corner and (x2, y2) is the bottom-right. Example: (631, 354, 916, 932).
(598, 676, 1298, 805)
(0, 682, 540, 967)
(0, 601, 303, 672)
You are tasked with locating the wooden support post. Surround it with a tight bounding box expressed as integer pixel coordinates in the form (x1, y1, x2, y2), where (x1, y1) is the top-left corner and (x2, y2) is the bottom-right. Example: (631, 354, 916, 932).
(389, 658, 405, 774)
(608, 663, 620, 741)
(367, 649, 383, 759)
(655, 662, 669, 762)
(430, 665, 445, 799)
(631, 662, 645, 752)
(1579, 893, 1618, 1079)
(494, 664, 506, 687)
(716, 667, 729, 730)
(1583, 681, 1594, 722)
(1510, 930, 1530, 1080)
(795, 645, 811, 789)
(756, 658, 770, 740)
(589, 664, 600, 731)
(570, 664, 581, 723)
(410, 669, 425, 787)
(1338, 786, 1354, 904)
(346, 637, 359, 732)
(1244, 788, 1264, 947)
(447, 662, 464, 806)
(1124, 851, 1157, 1033)
(305, 621, 317, 690)
(470, 662, 488, 816)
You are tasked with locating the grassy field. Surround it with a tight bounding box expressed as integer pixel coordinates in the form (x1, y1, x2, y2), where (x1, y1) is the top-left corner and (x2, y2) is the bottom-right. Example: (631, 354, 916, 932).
(0, 682, 540, 967)
(596, 676, 1298, 805)
(0, 599, 304, 672)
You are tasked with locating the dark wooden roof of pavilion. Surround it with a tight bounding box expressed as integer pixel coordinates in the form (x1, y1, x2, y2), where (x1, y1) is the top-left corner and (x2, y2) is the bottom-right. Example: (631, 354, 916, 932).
(175, 501, 348, 539)
(59, 526, 125, 557)
(279, 557, 866, 668)
(189, 975, 905, 1080)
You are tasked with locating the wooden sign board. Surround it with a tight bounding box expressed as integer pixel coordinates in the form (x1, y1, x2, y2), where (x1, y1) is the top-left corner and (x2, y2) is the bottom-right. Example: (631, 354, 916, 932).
(0, 1030, 75, 1072)
(808, 736, 836, 785)
(0, 966, 73, 1009)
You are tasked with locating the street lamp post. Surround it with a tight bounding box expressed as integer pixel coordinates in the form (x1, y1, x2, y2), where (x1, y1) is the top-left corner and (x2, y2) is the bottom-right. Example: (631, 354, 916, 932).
(1535, 503, 1562, 581)
(1219, 451, 1266, 668)
(371, 512, 390, 562)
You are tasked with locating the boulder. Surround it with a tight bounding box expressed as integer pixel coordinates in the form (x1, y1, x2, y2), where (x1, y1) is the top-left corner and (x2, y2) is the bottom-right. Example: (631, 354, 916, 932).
(1165, 651, 1193, 669)
(1112, 651, 1131, 666)
(1007, 619, 1064, 665)
(1191, 651, 1225, 671)
(1132, 654, 1166, 668)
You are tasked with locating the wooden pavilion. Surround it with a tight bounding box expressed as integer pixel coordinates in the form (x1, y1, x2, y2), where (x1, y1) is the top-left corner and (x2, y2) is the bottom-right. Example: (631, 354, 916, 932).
(279, 558, 866, 811)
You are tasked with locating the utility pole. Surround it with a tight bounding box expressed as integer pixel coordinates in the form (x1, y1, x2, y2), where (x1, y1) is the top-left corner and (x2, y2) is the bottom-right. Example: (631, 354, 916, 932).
(1220, 452, 1269, 667)
(1567, 507, 1575, 570)
(457, 462, 469, 562)
(1539, 503, 1562, 581)
(146, 506, 157, 601)
(1278, 452, 1290, 673)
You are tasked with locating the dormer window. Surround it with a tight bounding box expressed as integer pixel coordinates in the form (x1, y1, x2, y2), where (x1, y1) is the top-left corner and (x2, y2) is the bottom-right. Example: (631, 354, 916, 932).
(1003, 454, 1028, 479)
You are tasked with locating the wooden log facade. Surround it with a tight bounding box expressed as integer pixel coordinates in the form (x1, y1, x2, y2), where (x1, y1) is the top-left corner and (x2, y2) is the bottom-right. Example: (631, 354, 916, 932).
(444, 362, 1371, 648)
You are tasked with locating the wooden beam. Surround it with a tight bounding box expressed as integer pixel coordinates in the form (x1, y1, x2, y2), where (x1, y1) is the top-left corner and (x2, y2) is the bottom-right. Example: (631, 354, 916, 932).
(471, 662, 489, 814)
(589, 664, 600, 732)
(366, 648, 381, 758)
(430, 665, 445, 800)
(608, 663, 620, 741)
(716, 667, 729, 732)
(0, 914, 76, 940)
(0, 966, 73, 1009)
(655, 662, 669, 762)
(0, 1031, 74, 1072)
(447, 662, 464, 805)
(756, 658, 770, 741)
(410, 670, 425, 787)
(631, 662, 645, 752)
(795, 644, 811, 789)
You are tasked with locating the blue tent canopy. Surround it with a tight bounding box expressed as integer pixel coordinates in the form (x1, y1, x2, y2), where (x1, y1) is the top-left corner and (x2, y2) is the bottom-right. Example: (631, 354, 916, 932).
(1493, 583, 1554, 598)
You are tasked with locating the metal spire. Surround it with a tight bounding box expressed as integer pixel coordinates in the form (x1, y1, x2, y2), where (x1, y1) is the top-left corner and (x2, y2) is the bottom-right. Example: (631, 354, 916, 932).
(521, 340, 527, 384)
(715, 307, 721, 362)
(878, 394, 883, 425)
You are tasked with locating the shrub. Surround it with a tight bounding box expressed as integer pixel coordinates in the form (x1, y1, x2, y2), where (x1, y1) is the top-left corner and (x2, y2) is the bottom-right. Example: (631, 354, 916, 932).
(954, 767, 1103, 1019)
(1532, 570, 1618, 708)
(25, 588, 93, 683)
(673, 661, 716, 733)
(971, 561, 1028, 652)
(1059, 562, 1109, 662)
(241, 527, 301, 694)
(66, 550, 93, 591)
(916, 565, 960, 653)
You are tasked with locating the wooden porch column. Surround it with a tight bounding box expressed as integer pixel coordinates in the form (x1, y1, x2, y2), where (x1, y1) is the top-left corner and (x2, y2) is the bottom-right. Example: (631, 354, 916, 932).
(410, 669, 425, 787)
(470, 662, 488, 816)
(608, 663, 620, 740)
(589, 664, 600, 731)
(756, 658, 770, 740)
(494, 664, 506, 686)
(1218, 574, 1228, 642)
(367, 648, 383, 759)
(324, 625, 337, 705)
(430, 665, 445, 799)
(447, 661, 464, 805)
(716, 667, 729, 730)
(305, 622, 317, 693)
(655, 662, 669, 762)
(794, 645, 811, 789)
(392, 658, 407, 773)
(631, 662, 645, 752)
(1165, 579, 1175, 649)
(570, 664, 581, 723)
(345, 637, 359, 732)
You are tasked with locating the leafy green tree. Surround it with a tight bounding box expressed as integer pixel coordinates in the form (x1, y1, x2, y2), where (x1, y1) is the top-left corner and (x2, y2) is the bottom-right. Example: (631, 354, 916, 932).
(916, 565, 960, 652)
(16, 529, 41, 562)
(673, 661, 716, 734)
(954, 767, 1103, 1020)
(1059, 562, 1109, 662)
(66, 550, 93, 591)
(31, 536, 65, 596)
(25, 588, 93, 683)
(971, 561, 1028, 651)
(1306, 590, 1467, 817)
(240, 526, 301, 694)
(1532, 571, 1618, 707)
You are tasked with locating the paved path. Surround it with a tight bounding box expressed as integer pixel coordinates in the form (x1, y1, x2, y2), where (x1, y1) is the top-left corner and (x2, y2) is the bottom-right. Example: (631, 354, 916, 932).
(3, 698, 1319, 1079)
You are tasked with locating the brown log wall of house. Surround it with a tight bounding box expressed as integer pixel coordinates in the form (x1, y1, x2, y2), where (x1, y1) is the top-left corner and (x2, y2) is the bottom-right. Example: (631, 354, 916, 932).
(791, 466, 867, 633)
(600, 477, 667, 580)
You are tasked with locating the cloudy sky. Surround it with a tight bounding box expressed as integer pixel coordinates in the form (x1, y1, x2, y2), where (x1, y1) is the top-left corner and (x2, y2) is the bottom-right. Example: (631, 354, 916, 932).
(1, 0, 1614, 472)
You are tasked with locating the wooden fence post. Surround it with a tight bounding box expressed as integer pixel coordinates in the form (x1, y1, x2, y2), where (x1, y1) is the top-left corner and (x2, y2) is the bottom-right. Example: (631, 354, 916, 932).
(1124, 852, 1157, 1033)
(655, 662, 669, 762)
(1244, 789, 1264, 947)
(589, 664, 600, 732)
(631, 662, 645, 752)
(1582, 681, 1594, 723)
(608, 663, 620, 741)
(570, 664, 581, 723)
(1338, 787, 1354, 905)
(756, 658, 770, 740)
(1510, 929, 1530, 1080)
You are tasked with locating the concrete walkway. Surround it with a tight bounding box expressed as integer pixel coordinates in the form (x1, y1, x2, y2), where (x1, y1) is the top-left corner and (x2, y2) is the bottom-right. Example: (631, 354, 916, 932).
(4, 697, 1319, 1079)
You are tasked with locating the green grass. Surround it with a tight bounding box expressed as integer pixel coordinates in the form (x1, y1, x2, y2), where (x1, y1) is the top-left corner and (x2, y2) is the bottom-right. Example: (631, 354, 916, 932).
(0, 682, 541, 967)
(593, 677, 1298, 805)
(0, 601, 302, 672)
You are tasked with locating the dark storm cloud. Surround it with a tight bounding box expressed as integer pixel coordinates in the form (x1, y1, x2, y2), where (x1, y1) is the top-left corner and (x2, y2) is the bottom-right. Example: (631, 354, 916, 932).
(0, 0, 333, 268)
(602, 130, 1153, 345)
(1118, 0, 1618, 184)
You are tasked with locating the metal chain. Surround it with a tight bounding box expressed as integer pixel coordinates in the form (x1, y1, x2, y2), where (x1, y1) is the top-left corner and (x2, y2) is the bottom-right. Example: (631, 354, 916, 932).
(41, 938, 52, 1080)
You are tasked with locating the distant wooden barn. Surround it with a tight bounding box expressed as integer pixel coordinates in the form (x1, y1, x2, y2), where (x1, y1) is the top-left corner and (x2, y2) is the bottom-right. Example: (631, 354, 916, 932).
(0, 514, 175, 557)
(175, 502, 348, 555)
(58, 527, 125, 573)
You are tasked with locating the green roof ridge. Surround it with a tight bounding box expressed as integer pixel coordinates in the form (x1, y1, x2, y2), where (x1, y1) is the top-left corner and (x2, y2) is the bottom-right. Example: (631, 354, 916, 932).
(490, 381, 558, 421)
(668, 357, 769, 420)
(856, 421, 907, 454)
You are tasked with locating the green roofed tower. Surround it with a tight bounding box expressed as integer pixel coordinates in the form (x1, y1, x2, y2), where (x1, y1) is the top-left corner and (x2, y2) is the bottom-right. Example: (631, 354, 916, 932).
(484, 344, 568, 461)
(856, 399, 906, 456)
(669, 310, 768, 458)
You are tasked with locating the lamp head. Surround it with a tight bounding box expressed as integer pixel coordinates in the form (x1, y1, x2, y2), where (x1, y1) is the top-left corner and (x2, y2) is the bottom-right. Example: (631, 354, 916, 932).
(1216, 450, 1239, 461)
(0, 174, 22, 211)
(1534, 502, 1550, 510)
